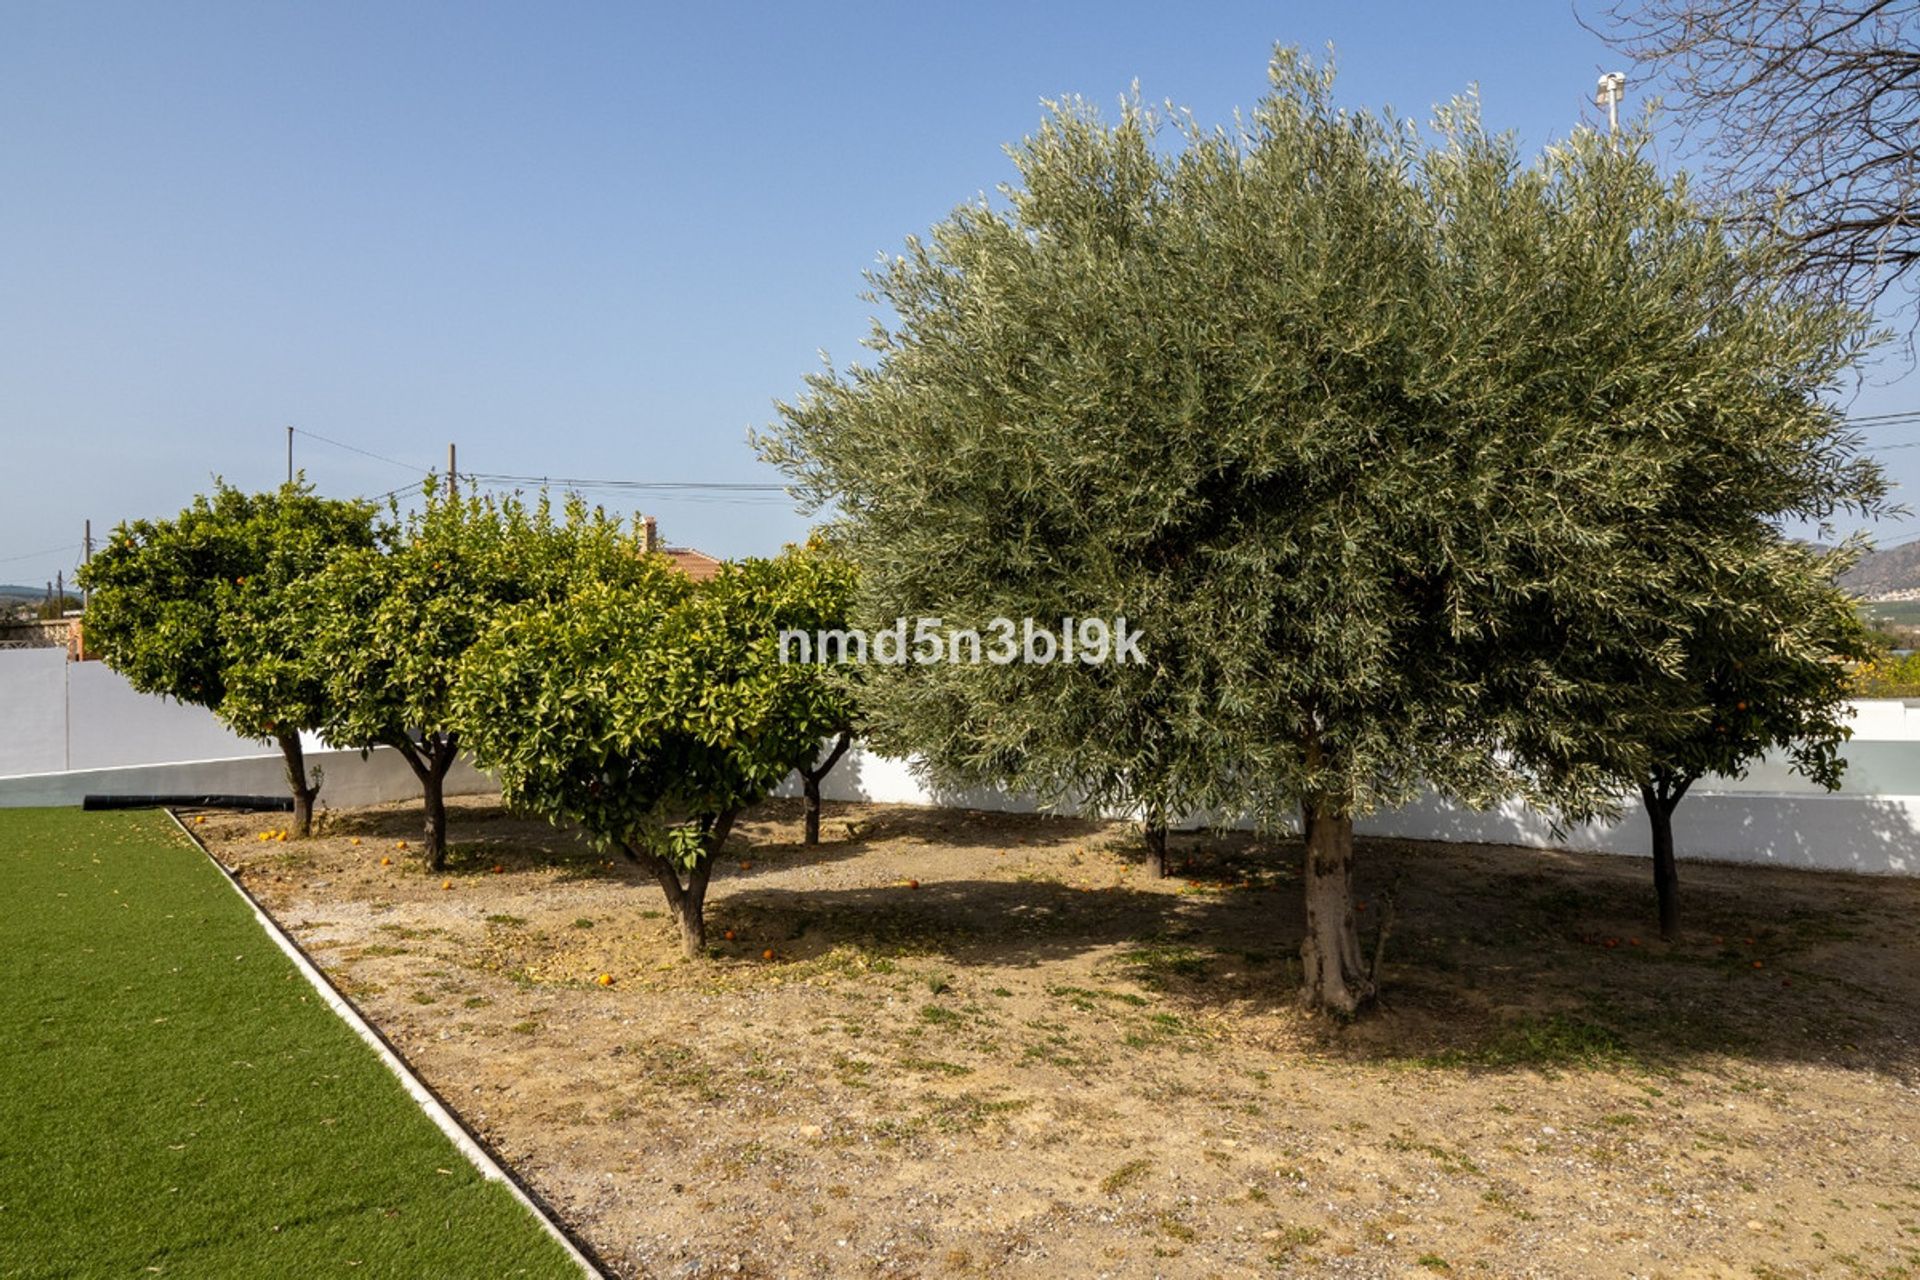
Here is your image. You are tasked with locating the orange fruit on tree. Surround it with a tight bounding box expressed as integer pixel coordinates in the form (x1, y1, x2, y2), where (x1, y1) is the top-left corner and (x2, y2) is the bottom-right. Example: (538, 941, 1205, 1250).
(723, 930, 736, 941)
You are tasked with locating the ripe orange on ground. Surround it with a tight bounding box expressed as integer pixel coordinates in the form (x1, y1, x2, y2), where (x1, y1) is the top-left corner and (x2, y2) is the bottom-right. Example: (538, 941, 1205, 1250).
(596, 973, 614, 987)
(441, 880, 452, 891)
(723, 930, 736, 941)
(907, 879, 919, 890)
(380, 856, 392, 866)
(762, 949, 775, 960)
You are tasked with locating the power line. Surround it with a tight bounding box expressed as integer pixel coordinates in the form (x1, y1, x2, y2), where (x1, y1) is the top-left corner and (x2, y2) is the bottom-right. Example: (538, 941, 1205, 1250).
(0, 541, 82, 567)
(368, 479, 428, 504)
(465, 472, 787, 493)
(292, 427, 430, 475)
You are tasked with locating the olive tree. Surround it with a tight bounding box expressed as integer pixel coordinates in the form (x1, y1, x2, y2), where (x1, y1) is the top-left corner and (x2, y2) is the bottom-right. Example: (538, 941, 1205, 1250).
(761, 50, 1884, 1014)
(455, 549, 856, 956)
(75, 482, 376, 834)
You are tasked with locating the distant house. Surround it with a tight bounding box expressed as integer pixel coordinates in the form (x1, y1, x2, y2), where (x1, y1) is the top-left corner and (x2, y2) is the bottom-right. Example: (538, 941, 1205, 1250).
(0, 616, 78, 656)
(641, 516, 722, 582)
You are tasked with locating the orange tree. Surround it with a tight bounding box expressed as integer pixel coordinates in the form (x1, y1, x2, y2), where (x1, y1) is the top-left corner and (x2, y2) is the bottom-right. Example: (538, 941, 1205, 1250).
(454, 547, 855, 956)
(1530, 540, 1875, 941)
(76, 482, 376, 834)
(296, 486, 654, 868)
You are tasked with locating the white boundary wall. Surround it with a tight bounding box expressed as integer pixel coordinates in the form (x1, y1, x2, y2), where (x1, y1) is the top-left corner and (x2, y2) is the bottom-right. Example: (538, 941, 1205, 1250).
(0, 747, 493, 810)
(787, 703, 1920, 877)
(1, 648, 285, 775)
(0, 649, 494, 809)
(8, 647, 1919, 874)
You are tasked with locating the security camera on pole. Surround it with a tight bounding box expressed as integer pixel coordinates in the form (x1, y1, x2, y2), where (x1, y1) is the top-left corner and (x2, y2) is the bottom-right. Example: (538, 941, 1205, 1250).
(1596, 71, 1627, 135)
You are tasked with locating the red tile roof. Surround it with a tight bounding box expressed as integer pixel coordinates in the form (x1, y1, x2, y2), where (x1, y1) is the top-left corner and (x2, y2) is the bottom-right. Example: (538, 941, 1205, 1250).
(661, 546, 723, 582)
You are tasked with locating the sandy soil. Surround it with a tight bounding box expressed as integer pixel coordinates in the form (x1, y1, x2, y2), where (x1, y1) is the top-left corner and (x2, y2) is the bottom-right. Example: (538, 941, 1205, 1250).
(191, 794, 1920, 1279)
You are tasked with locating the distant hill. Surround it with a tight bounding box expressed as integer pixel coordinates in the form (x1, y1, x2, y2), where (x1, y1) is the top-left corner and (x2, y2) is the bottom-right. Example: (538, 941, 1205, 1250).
(0, 584, 51, 601)
(1840, 543, 1920, 598)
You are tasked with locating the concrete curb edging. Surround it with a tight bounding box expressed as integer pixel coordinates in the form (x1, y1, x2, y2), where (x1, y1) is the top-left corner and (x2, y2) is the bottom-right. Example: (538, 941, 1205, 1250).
(164, 809, 610, 1279)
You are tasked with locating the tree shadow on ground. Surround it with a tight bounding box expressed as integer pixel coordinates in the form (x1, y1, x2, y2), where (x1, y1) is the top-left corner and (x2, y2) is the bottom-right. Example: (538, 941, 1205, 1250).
(716, 818, 1920, 1082)
(322, 795, 1920, 1080)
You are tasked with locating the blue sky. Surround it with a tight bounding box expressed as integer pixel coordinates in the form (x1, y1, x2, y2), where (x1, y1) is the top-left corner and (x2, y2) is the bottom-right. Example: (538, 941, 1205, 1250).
(1, 1, 1912, 587)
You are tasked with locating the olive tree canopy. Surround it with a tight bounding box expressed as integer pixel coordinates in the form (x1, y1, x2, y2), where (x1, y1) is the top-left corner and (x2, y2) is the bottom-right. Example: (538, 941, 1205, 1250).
(761, 49, 1883, 1014)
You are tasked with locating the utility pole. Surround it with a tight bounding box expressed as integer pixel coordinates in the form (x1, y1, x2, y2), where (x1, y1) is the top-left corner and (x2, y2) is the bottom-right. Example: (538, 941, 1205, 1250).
(447, 442, 458, 499)
(55, 570, 63, 613)
(82, 519, 91, 610)
(286, 425, 295, 486)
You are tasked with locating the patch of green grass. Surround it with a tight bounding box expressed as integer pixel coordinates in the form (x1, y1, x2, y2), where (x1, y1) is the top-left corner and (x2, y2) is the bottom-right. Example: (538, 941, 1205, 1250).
(895, 1055, 973, 1076)
(1155, 1212, 1197, 1242)
(0, 808, 575, 1277)
(1118, 939, 1211, 988)
(1100, 1157, 1153, 1195)
(1047, 984, 1149, 1010)
(1414, 1014, 1634, 1072)
(484, 912, 528, 927)
(1265, 1223, 1325, 1262)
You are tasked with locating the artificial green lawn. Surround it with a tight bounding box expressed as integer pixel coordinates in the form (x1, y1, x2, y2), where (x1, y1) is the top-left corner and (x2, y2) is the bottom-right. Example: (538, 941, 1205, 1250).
(0, 808, 580, 1278)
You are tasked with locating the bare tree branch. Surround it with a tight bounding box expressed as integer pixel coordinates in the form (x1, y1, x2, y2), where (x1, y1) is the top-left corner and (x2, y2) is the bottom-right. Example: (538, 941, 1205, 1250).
(1591, 0, 1920, 326)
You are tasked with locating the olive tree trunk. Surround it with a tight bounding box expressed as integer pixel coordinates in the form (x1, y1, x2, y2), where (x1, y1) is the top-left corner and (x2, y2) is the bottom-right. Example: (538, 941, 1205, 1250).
(274, 729, 320, 838)
(1145, 821, 1169, 878)
(1298, 801, 1374, 1016)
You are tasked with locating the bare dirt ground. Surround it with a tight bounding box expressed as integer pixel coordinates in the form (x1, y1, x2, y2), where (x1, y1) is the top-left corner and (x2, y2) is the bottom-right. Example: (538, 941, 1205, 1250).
(191, 795, 1920, 1279)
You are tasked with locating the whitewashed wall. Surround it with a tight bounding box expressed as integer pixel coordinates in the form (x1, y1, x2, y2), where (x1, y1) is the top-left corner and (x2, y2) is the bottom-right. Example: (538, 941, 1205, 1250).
(787, 703, 1920, 876)
(0, 747, 493, 810)
(7, 645, 1919, 874)
(0, 650, 71, 777)
(0, 649, 494, 809)
(0, 648, 274, 774)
